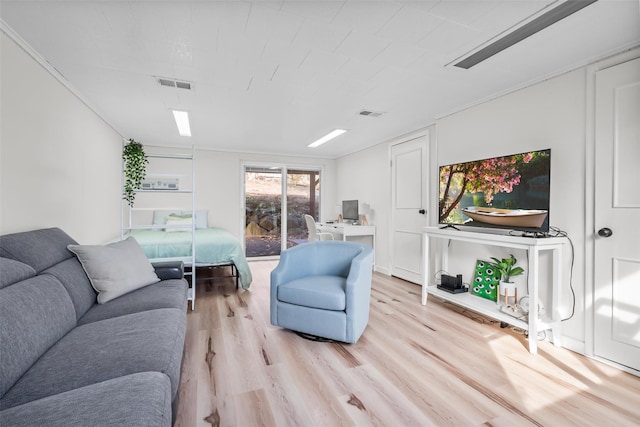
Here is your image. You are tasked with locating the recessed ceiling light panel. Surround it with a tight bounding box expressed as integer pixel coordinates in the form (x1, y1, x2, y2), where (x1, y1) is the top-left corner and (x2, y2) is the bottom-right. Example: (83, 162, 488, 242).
(172, 110, 192, 137)
(308, 129, 347, 148)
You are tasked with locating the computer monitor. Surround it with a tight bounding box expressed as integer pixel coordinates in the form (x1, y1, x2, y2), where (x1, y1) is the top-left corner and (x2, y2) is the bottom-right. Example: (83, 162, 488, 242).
(342, 200, 359, 223)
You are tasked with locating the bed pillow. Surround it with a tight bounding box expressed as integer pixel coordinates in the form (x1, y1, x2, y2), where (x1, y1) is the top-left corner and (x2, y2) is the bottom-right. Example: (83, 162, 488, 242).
(67, 237, 160, 304)
(184, 210, 208, 229)
(153, 210, 182, 226)
(164, 214, 193, 232)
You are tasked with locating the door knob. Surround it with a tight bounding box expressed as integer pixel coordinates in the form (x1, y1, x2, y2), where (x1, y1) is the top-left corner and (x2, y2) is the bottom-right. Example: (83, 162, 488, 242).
(418, 209, 426, 215)
(597, 227, 613, 238)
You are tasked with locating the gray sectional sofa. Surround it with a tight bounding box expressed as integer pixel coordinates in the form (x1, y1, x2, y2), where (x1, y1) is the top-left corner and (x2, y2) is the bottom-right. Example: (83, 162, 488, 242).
(0, 228, 188, 426)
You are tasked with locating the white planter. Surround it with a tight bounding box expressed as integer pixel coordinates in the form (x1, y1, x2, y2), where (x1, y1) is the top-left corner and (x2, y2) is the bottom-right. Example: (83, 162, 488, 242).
(499, 281, 517, 306)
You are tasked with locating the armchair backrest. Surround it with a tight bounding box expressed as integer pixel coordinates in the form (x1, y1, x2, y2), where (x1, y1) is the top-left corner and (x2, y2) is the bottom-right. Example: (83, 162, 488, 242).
(272, 241, 371, 286)
(270, 241, 374, 343)
(311, 241, 366, 277)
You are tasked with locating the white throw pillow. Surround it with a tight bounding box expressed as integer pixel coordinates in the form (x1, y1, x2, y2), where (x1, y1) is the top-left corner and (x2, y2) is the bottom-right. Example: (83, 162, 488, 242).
(164, 213, 193, 232)
(67, 237, 160, 304)
(152, 210, 181, 226)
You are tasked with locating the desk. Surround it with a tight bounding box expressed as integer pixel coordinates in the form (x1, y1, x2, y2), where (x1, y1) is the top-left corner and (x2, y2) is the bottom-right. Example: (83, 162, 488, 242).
(317, 223, 376, 264)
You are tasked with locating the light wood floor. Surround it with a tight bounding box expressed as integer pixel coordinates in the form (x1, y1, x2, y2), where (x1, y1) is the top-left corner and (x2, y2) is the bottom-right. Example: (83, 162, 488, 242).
(174, 261, 640, 427)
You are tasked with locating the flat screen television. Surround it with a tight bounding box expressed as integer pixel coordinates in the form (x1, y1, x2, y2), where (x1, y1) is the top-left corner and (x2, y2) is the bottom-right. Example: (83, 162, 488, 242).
(439, 149, 551, 234)
(342, 200, 359, 223)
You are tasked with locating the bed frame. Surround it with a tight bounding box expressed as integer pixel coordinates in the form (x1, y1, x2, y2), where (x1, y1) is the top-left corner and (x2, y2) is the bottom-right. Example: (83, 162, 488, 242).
(187, 262, 239, 289)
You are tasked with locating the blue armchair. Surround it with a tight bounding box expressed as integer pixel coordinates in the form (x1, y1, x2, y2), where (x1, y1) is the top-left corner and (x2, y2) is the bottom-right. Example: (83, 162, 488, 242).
(270, 241, 374, 344)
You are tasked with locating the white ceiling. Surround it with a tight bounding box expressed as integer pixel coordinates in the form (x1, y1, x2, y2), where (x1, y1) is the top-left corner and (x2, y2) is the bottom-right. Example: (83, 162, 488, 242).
(1, 1, 639, 158)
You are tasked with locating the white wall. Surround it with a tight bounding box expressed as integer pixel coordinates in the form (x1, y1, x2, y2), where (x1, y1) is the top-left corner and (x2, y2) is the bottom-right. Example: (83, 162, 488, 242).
(1, 29, 336, 246)
(436, 69, 588, 348)
(125, 147, 336, 242)
(335, 141, 393, 273)
(335, 67, 593, 349)
(196, 149, 336, 240)
(0, 32, 122, 244)
(2, 20, 627, 351)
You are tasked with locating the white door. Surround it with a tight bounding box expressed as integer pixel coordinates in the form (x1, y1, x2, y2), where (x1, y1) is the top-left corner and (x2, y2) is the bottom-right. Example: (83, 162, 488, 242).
(391, 135, 429, 284)
(594, 57, 640, 371)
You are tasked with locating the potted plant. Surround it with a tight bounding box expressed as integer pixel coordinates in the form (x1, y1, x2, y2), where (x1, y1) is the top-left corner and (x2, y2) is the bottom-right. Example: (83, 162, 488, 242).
(122, 138, 148, 207)
(490, 254, 524, 305)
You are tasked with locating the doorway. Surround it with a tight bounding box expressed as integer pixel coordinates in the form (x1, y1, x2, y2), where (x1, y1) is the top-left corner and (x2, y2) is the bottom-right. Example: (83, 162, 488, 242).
(390, 133, 429, 284)
(593, 57, 640, 372)
(244, 165, 323, 258)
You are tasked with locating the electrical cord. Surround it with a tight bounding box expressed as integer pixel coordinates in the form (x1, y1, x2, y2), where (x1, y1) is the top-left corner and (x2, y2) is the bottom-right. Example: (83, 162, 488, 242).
(504, 226, 576, 322)
(433, 270, 450, 285)
(443, 302, 499, 325)
(548, 226, 576, 322)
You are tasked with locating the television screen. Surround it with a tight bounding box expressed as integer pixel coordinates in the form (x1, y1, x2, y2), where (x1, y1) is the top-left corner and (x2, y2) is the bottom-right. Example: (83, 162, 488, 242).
(342, 200, 359, 222)
(439, 149, 551, 233)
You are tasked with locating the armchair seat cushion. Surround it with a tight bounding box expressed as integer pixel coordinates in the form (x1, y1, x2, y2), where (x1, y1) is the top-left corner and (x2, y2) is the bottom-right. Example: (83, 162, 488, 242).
(278, 275, 346, 311)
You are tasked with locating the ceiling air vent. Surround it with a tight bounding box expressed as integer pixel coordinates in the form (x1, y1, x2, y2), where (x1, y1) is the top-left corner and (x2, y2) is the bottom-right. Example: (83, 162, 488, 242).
(175, 81, 191, 90)
(156, 77, 193, 90)
(359, 110, 384, 117)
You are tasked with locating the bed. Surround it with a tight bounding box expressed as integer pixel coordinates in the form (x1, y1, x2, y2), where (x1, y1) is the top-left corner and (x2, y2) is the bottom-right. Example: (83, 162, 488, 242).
(127, 227, 252, 290)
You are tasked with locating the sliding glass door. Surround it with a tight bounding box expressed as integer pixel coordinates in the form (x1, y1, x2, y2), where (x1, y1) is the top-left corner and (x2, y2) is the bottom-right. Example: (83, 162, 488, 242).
(286, 169, 321, 248)
(244, 165, 322, 258)
(244, 166, 283, 258)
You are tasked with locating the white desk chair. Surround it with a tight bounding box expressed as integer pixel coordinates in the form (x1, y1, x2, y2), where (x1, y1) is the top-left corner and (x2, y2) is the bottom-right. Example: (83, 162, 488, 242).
(305, 215, 334, 241)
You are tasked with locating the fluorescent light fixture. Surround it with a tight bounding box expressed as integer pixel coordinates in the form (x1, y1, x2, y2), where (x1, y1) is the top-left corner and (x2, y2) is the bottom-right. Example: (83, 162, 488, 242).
(453, 0, 598, 69)
(308, 129, 347, 148)
(172, 110, 191, 137)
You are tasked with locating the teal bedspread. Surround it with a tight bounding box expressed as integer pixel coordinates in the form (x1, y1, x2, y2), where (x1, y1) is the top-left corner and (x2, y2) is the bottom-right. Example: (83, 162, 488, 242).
(129, 227, 252, 289)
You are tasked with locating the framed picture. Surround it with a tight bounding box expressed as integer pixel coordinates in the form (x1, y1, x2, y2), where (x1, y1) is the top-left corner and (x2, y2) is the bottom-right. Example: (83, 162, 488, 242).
(471, 260, 499, 302)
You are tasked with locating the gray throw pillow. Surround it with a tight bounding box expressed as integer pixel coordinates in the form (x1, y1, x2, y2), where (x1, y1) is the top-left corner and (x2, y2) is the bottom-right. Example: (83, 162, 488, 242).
(67, 237, 160, 304)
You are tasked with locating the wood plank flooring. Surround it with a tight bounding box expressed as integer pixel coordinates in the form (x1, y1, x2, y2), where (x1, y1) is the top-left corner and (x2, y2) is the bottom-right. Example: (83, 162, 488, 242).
(174, 260, 640, 427)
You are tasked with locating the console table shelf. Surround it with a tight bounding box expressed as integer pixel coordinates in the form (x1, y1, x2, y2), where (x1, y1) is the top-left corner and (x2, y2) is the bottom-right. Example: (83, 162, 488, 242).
(422, 227, 566, 354)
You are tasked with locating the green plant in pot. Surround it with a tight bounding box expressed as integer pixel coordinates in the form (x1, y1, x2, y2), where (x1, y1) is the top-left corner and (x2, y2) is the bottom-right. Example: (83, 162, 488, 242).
(490, 254, 524, 304)
(122, 138, 148, 207)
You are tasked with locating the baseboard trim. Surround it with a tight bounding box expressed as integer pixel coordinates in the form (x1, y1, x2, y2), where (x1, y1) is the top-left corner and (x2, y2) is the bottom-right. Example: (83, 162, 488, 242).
(374, 266, 390, 275)
(559, 335, 585, 355)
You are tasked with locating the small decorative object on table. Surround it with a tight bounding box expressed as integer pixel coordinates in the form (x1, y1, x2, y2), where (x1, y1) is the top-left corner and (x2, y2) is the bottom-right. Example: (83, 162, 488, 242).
(471, 260, 500, 301)
(490, 254, 524, 307)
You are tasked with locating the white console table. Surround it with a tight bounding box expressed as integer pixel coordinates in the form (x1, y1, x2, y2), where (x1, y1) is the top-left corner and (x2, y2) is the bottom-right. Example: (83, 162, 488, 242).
(422, 226, 565, 354)
(317, 223, 376, 264)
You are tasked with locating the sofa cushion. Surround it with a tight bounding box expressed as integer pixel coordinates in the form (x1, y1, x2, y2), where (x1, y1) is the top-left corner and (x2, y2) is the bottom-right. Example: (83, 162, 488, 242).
(78, 279, 188, 325)
(67, 237, 160, 304)
(0, 258, 36, 289)
(0, 308, 186, 409)
(0, 228, 78, 273)
(0, 372, 172, 427)
(278, 275, 347, 311)
(42, 258, 97, 321)
(0, 275, 76, 399)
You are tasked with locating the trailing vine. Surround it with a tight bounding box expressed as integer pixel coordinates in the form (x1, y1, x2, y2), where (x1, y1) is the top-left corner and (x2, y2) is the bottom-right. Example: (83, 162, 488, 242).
(122, 138, 148, 207)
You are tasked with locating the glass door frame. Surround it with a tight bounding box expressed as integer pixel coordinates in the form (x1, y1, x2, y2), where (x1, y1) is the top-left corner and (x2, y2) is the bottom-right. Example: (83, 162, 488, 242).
(241, 161, 325, 259)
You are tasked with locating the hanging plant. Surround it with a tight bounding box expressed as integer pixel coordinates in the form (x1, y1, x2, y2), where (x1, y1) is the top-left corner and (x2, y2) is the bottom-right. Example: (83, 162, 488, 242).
(122, 138, 148, 207)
